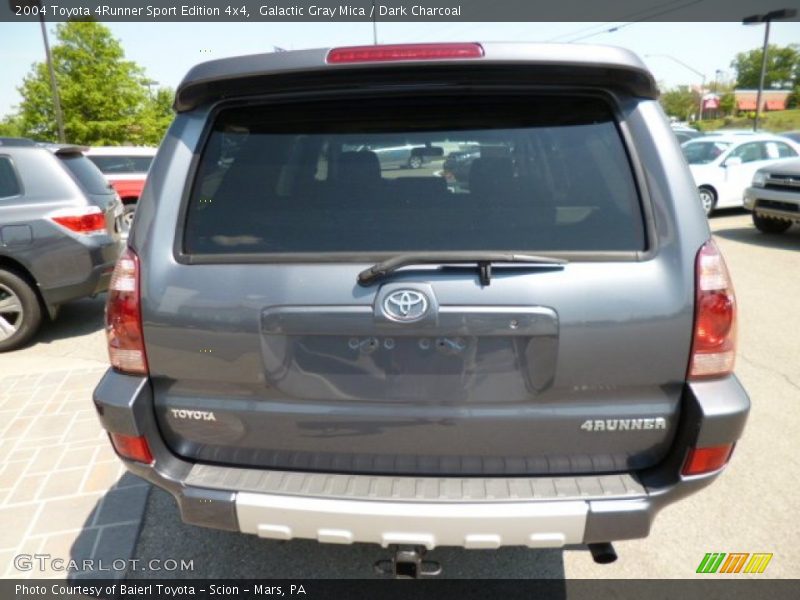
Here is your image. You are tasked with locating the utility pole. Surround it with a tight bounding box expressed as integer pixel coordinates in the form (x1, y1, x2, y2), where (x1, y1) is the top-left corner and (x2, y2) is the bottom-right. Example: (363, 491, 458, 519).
(743, 9, 797, 132)
(37, 4, 66, 142)
(8, 1, 65, 141)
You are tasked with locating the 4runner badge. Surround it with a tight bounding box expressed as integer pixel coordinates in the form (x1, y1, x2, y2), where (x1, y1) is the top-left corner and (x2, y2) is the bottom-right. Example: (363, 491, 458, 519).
(170, 409, 217, 421)
(580, 418, 666, 431)
(383, 290, 428, 322)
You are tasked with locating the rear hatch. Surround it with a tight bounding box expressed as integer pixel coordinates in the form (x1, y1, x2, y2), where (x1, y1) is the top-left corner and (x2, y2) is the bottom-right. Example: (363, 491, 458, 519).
(142, 52, 693, 476)
(56, 150, 124, 238)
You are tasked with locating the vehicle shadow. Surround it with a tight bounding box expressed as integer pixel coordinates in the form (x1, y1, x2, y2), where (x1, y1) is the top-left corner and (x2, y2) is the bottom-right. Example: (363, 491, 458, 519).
(125, 487, 568, 581)
(67, 472, 151, 582)
(713, 224, 800, 249)
(37, 294, 106, 343)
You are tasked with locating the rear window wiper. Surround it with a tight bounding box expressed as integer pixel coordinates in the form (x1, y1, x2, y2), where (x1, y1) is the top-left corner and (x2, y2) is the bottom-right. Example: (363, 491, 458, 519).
(357, 252, 568, 286)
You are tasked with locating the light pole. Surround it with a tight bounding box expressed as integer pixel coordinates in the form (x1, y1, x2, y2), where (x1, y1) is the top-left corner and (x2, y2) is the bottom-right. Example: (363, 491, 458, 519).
(743, 9, 797, 132)
(647, 54, 707, 122)
(141, 79, 159, 99)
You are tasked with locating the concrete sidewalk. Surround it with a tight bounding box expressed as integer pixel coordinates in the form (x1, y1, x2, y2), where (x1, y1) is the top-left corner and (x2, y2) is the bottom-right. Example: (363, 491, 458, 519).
(0, 297, 149, 580)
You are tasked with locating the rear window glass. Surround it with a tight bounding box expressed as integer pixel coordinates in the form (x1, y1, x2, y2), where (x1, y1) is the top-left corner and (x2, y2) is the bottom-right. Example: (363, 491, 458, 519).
(59, 154, 112, 195)
(0, 157, 21, 198)
(184, 95, 645, 255)
(88, 155, 153, 174)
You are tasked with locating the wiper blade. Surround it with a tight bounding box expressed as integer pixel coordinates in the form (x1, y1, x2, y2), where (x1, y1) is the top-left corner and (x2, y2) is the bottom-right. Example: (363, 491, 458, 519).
(357, 252, 568, 286)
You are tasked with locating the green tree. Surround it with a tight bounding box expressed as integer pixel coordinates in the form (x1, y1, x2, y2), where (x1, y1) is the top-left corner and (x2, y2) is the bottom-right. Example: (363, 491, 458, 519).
(660, 86, 700, 121)
(15, 21, 166, 144)
(0, 114, 24, 137)
(719, 92, 736, 116)
(787, 84, 800, 110)
(135, 88, 174, 145)
(731, 44, 800, 90)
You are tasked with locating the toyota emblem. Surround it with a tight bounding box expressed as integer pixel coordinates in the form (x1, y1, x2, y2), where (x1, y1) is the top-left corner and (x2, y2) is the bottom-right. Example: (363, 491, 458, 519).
(383, 290, 428, 322)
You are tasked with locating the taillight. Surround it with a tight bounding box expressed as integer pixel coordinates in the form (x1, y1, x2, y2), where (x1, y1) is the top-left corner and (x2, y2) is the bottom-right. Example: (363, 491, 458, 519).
(326, 43, 484, 64)
(106, 247, 148, 375)
(50, 206, 107, 234)
(682, 444, 734, 476)
(109, 432, 154, 464)
(689, 240, 736, 379)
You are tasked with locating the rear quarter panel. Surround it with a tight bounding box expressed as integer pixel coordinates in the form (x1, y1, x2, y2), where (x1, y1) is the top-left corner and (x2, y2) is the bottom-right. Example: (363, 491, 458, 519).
(0, 149, 105, 289)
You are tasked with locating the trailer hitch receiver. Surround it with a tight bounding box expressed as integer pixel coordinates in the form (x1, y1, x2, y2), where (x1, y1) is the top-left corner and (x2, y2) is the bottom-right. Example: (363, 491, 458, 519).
(374, 545, 442, 578)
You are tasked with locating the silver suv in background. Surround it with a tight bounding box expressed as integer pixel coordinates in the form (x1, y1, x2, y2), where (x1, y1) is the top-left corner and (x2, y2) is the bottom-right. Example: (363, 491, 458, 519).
(0, 138, 123, 350)
(744, 158, 800, 234)
(93, 43, 749, 576)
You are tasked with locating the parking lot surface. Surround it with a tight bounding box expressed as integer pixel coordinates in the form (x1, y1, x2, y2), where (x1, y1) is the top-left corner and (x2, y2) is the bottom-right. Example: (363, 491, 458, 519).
(0, 299, 149, 580)
(2, 211, 798, 579)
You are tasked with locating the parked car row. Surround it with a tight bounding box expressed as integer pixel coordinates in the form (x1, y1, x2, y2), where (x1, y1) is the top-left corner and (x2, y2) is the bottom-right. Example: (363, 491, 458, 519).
(0, 138, 125, 350)
(0, 139, 156, 351)
(680, 133, 800, 216)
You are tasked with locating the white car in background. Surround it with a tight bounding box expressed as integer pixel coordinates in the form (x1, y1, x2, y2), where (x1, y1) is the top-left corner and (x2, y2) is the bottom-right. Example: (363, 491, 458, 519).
(681, 134, 800, 215)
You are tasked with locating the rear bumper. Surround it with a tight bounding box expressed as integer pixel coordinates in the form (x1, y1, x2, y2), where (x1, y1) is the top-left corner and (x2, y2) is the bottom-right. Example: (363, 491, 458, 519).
(92, 372, 749, 548)
(239, 494, 589, 549)
(38, 236, 121, 309)
(743, 186, 800, 221)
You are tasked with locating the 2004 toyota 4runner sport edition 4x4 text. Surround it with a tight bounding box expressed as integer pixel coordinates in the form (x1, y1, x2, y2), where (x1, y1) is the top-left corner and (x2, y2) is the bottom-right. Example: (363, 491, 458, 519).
(92, 43, 749, 575)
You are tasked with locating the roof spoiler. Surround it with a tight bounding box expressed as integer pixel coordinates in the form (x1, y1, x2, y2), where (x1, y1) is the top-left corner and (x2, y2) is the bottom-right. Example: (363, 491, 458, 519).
(39, 143, 90, 155)
(174, 44, 659, 112)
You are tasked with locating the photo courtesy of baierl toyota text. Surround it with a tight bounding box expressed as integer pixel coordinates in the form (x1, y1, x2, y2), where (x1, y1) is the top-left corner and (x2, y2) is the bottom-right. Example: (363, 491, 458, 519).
(0, 1, 798, 598)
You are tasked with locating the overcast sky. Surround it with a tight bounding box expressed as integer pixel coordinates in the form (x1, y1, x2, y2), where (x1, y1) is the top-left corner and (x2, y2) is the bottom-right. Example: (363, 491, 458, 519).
(1, 20, 799, 118)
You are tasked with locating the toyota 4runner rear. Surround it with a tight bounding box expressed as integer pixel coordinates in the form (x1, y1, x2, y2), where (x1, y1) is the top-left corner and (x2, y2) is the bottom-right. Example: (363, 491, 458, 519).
(93, 43, 749, 571)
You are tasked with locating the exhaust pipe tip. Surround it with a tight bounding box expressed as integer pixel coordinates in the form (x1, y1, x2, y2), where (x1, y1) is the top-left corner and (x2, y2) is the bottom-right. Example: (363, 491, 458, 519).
(588, 542, 618, 564)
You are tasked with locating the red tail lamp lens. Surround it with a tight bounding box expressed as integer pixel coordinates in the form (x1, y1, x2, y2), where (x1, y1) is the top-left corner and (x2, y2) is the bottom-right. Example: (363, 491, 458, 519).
(109, 433, 154, 464)
(689, 240, 737, 379)
(682, 444, 734, 476)
(51, 208, 107, 234)
(106, 247, 148, 375)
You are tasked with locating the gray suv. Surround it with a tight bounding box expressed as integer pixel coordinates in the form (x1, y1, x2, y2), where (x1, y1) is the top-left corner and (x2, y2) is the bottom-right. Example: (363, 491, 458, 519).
(0, 138, 123, 351)
(93, 43, 749, 574)
(744, 158, 800, 234)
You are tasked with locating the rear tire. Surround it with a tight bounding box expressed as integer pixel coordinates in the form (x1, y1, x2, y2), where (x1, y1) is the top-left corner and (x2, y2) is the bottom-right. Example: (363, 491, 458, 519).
(698, 187, 717, 216)
(753, 213, 792, 234)
(122, 202, 136, 231)
(0, 269, 42, 352)
(408, 155, 423, 169)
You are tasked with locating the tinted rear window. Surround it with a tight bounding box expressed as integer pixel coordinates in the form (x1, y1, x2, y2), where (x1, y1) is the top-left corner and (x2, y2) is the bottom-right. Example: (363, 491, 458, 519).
(184, 95, 645, 255)
(88, 155, 153, 174)
(59, 154, 113, 195)
(0, 156, 21, 198)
